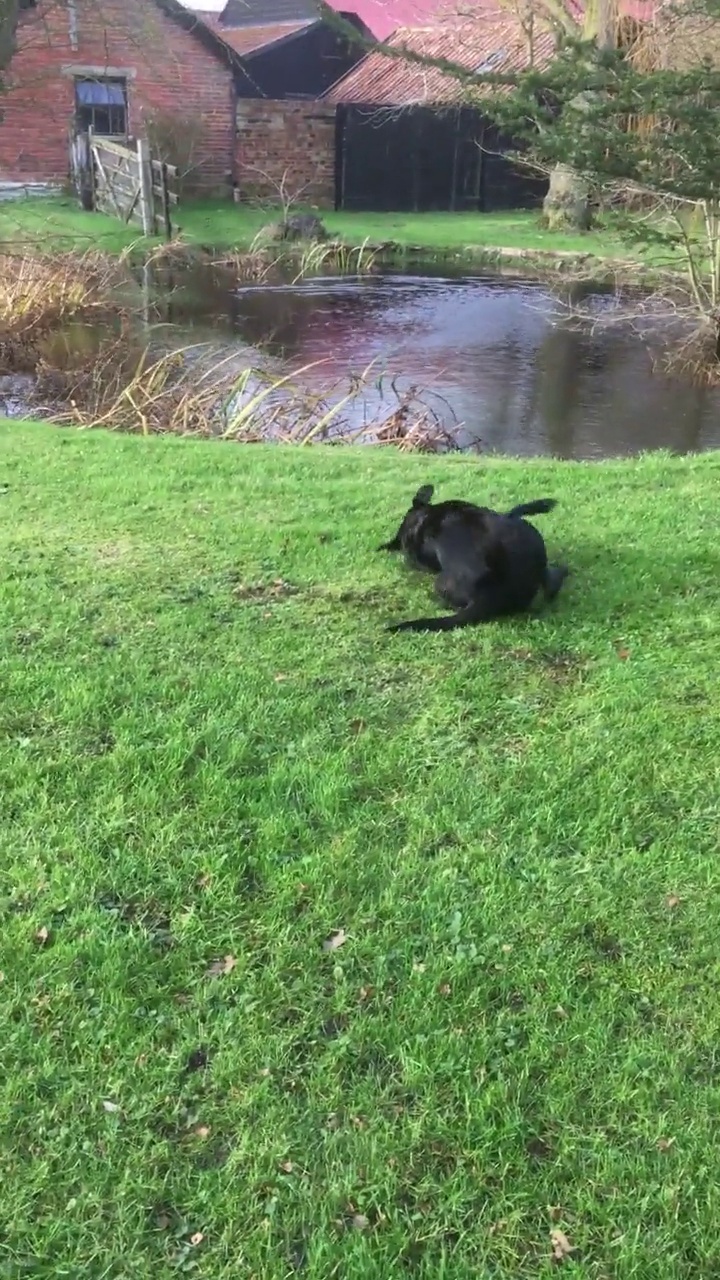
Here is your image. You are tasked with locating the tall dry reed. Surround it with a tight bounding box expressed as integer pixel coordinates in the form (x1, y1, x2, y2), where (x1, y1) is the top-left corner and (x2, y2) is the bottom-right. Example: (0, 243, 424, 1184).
(0, 250, 134, 371)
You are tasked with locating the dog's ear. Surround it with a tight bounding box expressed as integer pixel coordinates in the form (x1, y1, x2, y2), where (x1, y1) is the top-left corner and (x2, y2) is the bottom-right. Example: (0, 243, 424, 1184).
(412, 484, 434, 508)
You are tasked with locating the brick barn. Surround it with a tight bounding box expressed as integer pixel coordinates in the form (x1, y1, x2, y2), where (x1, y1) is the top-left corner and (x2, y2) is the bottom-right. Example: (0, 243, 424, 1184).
(196, 0, 374, 207)
(0, 0, 240, 191)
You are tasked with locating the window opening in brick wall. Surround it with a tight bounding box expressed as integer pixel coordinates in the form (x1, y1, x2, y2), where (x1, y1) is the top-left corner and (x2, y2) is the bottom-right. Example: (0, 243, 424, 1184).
(75, 77, 128, 137)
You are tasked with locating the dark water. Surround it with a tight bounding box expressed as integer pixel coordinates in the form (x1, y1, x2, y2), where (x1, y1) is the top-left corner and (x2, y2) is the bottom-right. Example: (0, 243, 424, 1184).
(146, 265, 720, 458)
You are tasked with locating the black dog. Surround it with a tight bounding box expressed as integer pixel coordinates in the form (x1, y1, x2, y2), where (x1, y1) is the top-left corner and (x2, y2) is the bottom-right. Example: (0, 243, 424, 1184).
(379, 484, 568, 633)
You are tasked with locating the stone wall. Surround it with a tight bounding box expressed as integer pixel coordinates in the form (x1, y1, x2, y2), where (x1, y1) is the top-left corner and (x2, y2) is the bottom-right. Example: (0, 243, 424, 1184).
(235, 100, 336, 209)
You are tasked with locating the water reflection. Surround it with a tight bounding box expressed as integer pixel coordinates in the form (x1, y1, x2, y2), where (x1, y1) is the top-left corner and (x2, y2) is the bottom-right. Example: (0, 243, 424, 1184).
(153, 265, 720, 460)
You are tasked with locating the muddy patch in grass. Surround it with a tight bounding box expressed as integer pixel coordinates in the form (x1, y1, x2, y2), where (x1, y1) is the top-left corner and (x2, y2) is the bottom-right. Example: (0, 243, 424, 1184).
(97, 892, 173, 947)
(504, 646, 589, 683)
(94, 538, 137, 565)
(231, 576, 300, 603)
(337, 586, 403, 607)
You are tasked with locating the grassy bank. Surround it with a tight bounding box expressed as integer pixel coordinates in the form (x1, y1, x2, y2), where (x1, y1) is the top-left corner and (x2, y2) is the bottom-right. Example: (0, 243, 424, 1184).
(1, 421, 720, 1277)
(0, 194, 629, 262)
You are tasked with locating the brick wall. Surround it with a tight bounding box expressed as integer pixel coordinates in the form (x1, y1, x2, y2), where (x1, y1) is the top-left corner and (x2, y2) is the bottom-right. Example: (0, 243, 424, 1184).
(235, 100, 336, 209)
(0, 0, 235, 191)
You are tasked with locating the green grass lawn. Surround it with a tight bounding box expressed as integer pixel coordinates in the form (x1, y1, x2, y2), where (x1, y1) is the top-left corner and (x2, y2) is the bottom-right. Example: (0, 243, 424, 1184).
(2, 421, 720, 1277)
(0, 194, 628, 259)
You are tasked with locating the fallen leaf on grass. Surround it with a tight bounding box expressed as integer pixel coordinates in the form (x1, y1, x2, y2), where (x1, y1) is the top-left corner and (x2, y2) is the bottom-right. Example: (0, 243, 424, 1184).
(665, 894, 681, 910)
(279, 1160, 294, 1173)
(323, 929, 348, 952)
(438, 982, 452, 996)
(194, 1125, 211, 1139)
(657, 1136, 675, 1152)
(550, 1228, 575, 1262)
(616, 646, 631, 661)
(205, 954, 236, 977)
(34, 925, 51, 947)
(548, 1205, 564, 1222)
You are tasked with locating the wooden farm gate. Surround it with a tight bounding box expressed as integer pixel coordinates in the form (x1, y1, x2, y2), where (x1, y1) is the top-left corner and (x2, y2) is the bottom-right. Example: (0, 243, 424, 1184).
(70, 129, 179, 238)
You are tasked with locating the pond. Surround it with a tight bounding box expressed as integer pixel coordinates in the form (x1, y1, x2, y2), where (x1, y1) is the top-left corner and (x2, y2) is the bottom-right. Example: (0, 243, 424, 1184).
(152, 263, 720, 460)
(6, 261, 719, 459)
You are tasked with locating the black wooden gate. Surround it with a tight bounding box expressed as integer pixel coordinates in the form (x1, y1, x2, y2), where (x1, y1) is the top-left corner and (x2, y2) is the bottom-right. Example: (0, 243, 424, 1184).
(335, 105, 546, 214)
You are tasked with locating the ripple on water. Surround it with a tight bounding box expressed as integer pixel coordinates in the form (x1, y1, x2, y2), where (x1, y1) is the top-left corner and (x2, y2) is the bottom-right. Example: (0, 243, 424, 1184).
(223, 270, 720, 459)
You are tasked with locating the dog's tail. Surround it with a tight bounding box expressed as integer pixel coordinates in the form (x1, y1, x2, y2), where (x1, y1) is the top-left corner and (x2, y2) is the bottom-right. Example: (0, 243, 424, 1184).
(389, 596, 497, 635)
(505, 497, 557, 520)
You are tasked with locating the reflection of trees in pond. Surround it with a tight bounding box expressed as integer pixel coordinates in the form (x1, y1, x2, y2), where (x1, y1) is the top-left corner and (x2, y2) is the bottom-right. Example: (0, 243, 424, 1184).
(228, 284, 389, 359)
(530, 325, 585, 459)
(228, 291, 308, 356)
(679, 382, 708, 454)
(464, 335, 525, 448)
(531, 320, 715, 457)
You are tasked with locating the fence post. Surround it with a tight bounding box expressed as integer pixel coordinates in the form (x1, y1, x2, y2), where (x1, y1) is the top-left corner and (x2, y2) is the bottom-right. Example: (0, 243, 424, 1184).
(159, 163, 173, 241)
(85, 125, 96, 211)
(136, 136, 155, 236)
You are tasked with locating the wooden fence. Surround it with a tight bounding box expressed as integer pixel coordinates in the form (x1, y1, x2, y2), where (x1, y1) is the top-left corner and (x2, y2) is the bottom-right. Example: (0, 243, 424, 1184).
(70, 130, 179, 238)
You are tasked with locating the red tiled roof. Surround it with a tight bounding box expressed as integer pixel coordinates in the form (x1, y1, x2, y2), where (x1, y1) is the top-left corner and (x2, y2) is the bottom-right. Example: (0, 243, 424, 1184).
(323, 14, 557, 104)
(333, 0, 661, 39)
(199, 14, 313, 53)
(337, 0, 439, 38)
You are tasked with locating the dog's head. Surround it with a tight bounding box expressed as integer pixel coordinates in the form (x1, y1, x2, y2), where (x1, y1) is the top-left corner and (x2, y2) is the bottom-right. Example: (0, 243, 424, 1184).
(390, 483, 437, 561)
(412, 484, 434, 509)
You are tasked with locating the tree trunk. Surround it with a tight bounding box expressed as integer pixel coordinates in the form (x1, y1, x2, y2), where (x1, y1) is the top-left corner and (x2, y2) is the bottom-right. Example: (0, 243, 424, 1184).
(538, 0, 613, 233)
(542, 162, 592, 232)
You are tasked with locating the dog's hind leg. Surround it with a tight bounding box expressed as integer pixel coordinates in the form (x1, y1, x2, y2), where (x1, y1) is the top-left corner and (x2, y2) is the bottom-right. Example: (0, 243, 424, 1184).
(388, 582, 510, 634)
(377, 533, 402, 552)
(543, 564, 569, 603)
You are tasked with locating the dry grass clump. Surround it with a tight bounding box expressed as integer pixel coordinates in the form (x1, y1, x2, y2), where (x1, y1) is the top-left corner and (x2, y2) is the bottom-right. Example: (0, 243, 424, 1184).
(0, 251, 133, 371)
(215, 237, 383, 284)
(658, 320, 720, 385)
(29, 337, 463, 451)
(34, 337, 246, 436)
